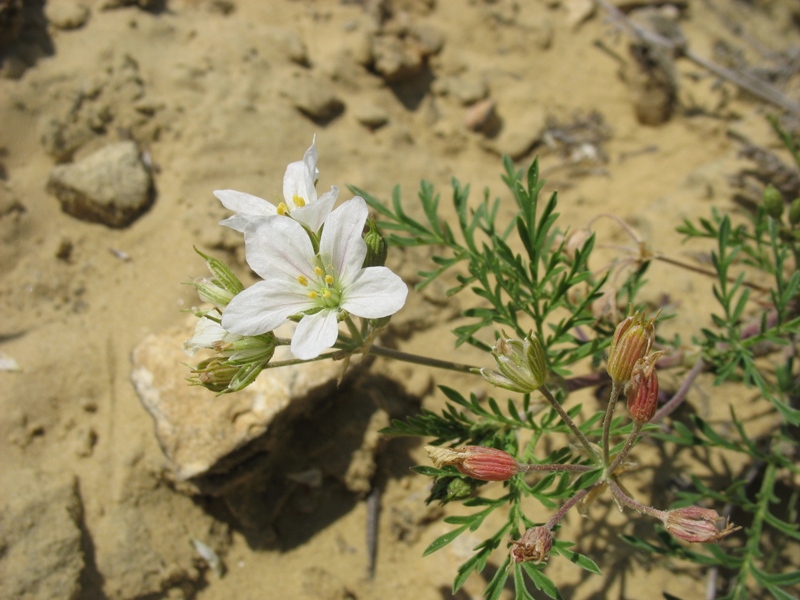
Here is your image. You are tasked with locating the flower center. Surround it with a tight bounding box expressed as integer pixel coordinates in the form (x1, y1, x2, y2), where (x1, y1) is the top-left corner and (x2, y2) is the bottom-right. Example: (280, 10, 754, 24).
(296, 262, 341, 308)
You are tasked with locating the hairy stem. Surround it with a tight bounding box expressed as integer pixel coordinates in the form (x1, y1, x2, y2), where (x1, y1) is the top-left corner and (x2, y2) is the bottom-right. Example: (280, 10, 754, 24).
(607, 479, 665, 520)
(652, 357, 705, 424)
(602, 381, 622, 465)
(545, 485, 598, 530)
(606, 421, 643, 474)
(519, 462, 594, 474)
(539, 385, 601, 462)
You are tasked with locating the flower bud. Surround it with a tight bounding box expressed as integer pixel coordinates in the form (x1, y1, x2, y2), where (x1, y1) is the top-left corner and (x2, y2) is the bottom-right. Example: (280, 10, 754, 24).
(510, 526, 553, 563)
(425, 445, 521, 481)
(762, 184, 784, 220)
(662, 506, 740, 543)
(362, 217, 388, 268)
(789, 197, 800, 226)
(607, 310, 656, 383)
(192, 278, 236, 309)
(626, 352, 661, 424)
(480, 332, 547, 394)
(189, 248, 245, 310)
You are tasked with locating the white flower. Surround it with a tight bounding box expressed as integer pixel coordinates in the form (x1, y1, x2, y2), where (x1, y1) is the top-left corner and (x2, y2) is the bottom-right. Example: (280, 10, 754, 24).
(184, 315, 241, 357)
(221, 196, 408, 360)
(214, 136, 337, 234)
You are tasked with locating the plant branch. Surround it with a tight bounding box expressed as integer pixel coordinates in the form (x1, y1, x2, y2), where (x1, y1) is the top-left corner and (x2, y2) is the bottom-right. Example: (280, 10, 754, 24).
(367, 344, 480, 373)
(539, 385, 601, 462)
(652, 357, 706, 424)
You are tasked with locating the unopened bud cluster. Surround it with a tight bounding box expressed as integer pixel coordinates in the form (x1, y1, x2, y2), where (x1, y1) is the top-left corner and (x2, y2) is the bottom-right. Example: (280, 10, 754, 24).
(185, 250, 275, 394)
(606, 309, 664, 424)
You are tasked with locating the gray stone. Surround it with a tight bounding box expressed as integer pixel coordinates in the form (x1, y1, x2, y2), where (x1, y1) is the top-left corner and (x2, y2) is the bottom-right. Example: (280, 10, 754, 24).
(131, 320, 364, 484)
(0, 472, 84, 600)
(47, 141, 153, 228)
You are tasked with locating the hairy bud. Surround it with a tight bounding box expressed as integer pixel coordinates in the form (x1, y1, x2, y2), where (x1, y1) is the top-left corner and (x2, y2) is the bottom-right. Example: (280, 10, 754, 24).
(480, 332, 547, 394)
(762, 184, 784, 220)
(662, 506, 740, 543)
(362, 217, 388, 268)
(626, 352, 661, 424)
(510, 526, 553, 563)
(607, 310, 656, 383)
(789, 198, 800, 226)
(425, 445, 521, 481)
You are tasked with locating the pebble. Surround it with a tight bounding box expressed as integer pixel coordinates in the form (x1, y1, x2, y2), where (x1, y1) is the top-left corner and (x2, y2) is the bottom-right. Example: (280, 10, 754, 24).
(46, 2, 90, 30)
(285, 75, 345, 122)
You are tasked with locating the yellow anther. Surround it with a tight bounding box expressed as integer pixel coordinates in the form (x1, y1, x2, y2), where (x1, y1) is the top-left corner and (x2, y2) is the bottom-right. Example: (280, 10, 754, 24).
(308, 291, 318, 299)
(277, 202, 289, 216)
(322, 290, 331, 299)
(314, 266, 324, 276)
(297, 275, 308, 286)
(292, 194, 306, 208)
(325, 274, 334, 285)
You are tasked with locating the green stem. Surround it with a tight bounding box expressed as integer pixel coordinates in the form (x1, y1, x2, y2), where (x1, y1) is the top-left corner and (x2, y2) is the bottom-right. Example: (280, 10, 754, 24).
(602, 381, 622, 466)
(344, 315, 364, 345)
(366, 344, 480, 373)
(262, 352, 340, 369)
(731, 462, 775, 600)
(606, 422, 642, 475)
(539, 385, 601, 463)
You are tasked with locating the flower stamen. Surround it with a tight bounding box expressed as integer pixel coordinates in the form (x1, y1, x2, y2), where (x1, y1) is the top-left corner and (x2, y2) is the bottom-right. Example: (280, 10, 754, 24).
(297, 275, 308, 286)
(292, 194, 306, 208)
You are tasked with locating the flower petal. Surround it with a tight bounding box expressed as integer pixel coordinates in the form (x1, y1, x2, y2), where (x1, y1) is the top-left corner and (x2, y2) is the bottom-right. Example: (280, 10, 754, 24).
(291, 309, 339, 359)
(291, 185, 338, 232)
(303, 136, 319, 182)
(283, 160, 317, 208)
(341, 267, 408, 318)
(320, 197, 368, 285)
(214, 189, 278, 232)
(243, 216, 316, 281)
(184, 316, 233, 356)
(222, 280, 314, 336)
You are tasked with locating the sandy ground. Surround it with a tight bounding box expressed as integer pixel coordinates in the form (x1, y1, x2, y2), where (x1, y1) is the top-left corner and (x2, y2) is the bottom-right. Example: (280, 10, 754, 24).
(1, 0, 798, 599)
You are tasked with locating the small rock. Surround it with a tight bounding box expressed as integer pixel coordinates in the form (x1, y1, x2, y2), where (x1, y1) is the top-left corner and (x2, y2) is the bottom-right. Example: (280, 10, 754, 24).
(284, 75, 344, 122)
(487, 106, 547, 159)
(465, 98, 498, 134)
(131, 320, 364, 483)
(564, 0, 595, 29)
(265, 27, 309, 66)
(354, 102, 389, 130)
(0, 472, 85, 600)
(371, 34, 424, 83)
(47, 141, 153, 228)
(46, 2, 90, 30)
(72, 424, 98, 457)
(370, 25, 443, 83)
(447, 75, 488, 106)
